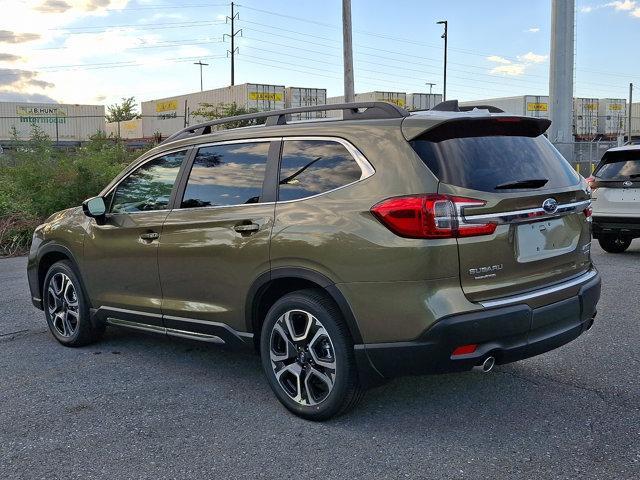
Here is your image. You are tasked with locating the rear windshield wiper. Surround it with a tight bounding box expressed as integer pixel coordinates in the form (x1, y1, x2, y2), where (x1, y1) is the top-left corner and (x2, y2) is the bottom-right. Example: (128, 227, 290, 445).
(494, 178, 549, 190)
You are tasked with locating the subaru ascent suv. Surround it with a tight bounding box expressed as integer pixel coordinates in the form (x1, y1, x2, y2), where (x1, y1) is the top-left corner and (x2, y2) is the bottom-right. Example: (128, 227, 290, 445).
(28, 101, 600, 420)
(589, 144, 640, 253)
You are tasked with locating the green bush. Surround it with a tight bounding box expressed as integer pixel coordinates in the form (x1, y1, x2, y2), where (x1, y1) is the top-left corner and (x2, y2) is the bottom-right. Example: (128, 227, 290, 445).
(0, 126, 147, 256)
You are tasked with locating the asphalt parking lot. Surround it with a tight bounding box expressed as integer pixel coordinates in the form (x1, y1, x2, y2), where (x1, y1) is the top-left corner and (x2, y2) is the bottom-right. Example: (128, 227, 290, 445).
(1, 243, 639, 479)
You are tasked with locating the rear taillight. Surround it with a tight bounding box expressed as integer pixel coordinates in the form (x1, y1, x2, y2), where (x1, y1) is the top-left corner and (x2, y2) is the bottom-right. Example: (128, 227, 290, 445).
(371, 194, 496, 239)
(586, 176, 597, 191)
(584, 206, 592, 218)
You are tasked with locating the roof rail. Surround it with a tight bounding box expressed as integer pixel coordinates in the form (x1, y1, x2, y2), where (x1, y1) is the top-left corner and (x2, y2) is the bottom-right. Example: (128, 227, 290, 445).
(161, 101, 409, 144)
(430, 100, 505, 113)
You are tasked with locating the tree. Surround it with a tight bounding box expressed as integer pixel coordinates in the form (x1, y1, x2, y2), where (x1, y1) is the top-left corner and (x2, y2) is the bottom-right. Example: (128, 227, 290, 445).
(191, 102, 266, 130)
(106, 97, 138, 122)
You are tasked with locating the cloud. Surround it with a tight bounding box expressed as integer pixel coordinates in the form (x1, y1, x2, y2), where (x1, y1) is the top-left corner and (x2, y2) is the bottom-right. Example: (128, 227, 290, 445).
(0, 90, 58, 102)
(580, 1, 640, 17)
(526, 27, 540, 33)
(487, 55, 511, 64)
(490, 64, 527, 76)
(35, 0, 72, 13)
(518, 52, 548, 63)
(0, 53, 21, 62)
(0, 30, 41, 44)
(0, 68, 54, 90)
(488, 51, 548, 76)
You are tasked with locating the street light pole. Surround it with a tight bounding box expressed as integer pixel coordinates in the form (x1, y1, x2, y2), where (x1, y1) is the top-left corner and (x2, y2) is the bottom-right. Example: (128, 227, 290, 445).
(194, 60, 209, 91)
(436, 20, 448, 101)
(628, 83, 633, 143)
(425, 82, 436, 94)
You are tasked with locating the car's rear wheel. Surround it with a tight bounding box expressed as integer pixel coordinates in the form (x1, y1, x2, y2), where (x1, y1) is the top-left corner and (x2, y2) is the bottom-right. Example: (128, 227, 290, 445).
(260, 289, 363, 421)
(598, 235, 631, 253)
(43, 260, 104, 347)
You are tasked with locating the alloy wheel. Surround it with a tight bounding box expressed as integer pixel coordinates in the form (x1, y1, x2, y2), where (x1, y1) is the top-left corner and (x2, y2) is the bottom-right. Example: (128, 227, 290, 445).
(46, 272, 80, 338)
(269, 309, 337, 406)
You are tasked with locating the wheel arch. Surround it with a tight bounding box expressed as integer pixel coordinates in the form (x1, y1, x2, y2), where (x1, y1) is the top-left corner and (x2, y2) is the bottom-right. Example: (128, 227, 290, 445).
(36, 244, 85, 304)
(246, 267, 364, 348)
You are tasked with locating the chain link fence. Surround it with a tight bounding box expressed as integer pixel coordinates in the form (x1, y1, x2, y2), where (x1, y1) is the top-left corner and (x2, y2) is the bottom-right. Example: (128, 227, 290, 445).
(552, 140, 623, 176)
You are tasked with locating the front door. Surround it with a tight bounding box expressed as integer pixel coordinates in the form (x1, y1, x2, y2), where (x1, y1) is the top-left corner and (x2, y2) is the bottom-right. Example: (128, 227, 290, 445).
(83, 149, 189, 323)
(158, 140, 276, 336)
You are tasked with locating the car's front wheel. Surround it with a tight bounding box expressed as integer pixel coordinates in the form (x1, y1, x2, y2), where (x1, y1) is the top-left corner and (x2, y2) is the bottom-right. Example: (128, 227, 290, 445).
(598, 235, 631, 253)
(43, 260, 104, 347)
(260, 289, 363, 421)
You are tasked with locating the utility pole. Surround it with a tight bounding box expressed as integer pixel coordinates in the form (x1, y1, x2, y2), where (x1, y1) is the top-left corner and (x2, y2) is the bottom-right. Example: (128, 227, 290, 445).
(193, 60, 209, 91)
(342, 0, 355, 103)
(425, 82, 436, 94)
(628, 83, 633, 143)
(548, 0, 575, 161)
(437, 20, 448, 101)
(224, 2, 241, 86)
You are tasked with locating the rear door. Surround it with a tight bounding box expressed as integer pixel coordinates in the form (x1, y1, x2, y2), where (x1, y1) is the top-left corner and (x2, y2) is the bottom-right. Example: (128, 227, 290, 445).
(158, 139, 278, 335)
(591, 149, 640, 217)
(410, 117, 592, 302)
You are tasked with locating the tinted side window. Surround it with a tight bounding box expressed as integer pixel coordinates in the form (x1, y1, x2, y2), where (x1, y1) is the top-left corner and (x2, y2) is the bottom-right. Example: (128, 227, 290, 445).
(278, 140, 362, 201)
(111, 150, 186, 213)
(181, 142, 270, 208)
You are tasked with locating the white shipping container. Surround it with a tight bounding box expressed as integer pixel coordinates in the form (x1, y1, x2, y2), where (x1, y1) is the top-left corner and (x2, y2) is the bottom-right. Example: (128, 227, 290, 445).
(285, 87, 327, 120)
(105, 118, 144, 139)
(459, 95, 550, 118)
(573, 98, 599, 138)
(631, 102, 640, 136)
(0, 102, 105, 142)
(597, 98, 627, 137)
(141, 83, 286, 138)
(406, 93, 443, 111)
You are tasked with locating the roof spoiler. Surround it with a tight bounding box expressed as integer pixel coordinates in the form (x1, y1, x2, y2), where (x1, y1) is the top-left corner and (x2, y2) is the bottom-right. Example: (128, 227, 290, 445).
(430, 99, 505, 113)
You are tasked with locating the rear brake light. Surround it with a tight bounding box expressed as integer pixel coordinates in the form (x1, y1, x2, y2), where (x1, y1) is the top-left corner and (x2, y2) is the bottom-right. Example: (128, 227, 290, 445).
(371, 194, 497, 239)
(586, 176, 597, 191)
(584, 206, 592, 218)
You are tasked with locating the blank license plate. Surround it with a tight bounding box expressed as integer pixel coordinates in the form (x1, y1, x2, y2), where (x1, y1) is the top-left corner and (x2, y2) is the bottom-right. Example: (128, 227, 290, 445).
(517, 218, 579, 263)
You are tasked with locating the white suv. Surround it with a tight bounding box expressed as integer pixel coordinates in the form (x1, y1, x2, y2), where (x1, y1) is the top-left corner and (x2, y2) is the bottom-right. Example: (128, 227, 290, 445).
(589, 145, 640, 253)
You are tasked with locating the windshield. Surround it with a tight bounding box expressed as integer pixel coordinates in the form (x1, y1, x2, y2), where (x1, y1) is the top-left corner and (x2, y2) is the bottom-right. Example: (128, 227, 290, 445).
(410, 135, 580, 192)
(595, 151, 640, 180)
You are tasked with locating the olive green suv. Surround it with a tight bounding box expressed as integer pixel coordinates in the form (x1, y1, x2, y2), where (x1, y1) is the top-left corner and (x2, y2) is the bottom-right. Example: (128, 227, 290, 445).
(28, 101, 601, 420)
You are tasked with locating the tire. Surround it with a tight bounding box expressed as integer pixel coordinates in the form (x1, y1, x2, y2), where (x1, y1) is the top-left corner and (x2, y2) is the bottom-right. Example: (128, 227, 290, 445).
(260, 289, 364, 421)
(43, 260, 104, 347)
(598, 235, 631, 253)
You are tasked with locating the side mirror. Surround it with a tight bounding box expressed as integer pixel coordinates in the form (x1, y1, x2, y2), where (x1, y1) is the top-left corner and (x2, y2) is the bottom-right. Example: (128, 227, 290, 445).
(82, 196, 106, 222)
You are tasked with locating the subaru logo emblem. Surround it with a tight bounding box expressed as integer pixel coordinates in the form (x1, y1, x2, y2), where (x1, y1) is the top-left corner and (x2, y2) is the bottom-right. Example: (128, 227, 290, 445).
(542, 198, 558, 214)
(623, 180, 633, 188)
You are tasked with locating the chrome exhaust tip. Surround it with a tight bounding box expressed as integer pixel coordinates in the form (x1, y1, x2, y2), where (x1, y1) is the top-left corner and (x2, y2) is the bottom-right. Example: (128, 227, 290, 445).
(472, 356, 495, 373)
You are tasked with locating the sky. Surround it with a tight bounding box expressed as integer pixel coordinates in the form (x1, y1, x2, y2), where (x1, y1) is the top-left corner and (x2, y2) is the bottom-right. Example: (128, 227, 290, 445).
(0, 0, 638, 107)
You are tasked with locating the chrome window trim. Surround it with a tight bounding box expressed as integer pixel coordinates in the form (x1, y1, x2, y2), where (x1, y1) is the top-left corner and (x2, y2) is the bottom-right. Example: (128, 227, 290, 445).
(276, 135, 375, 204)
(479, 269, 598, 308)
(462, 200, 591, 225)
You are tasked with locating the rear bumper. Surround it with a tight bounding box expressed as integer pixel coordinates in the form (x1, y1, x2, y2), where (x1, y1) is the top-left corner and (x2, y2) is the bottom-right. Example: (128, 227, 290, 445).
(593, 216, 640, 239)
(354, 269, 600, 382)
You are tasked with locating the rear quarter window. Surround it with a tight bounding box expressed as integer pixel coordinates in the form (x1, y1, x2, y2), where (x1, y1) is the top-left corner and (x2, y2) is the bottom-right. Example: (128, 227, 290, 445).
(411, 135, 580, 192)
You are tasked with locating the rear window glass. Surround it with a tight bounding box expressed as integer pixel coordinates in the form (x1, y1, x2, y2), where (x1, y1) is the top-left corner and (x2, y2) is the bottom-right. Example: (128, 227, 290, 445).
(410, 135, 580, 192)
(595, 152, 640, 180)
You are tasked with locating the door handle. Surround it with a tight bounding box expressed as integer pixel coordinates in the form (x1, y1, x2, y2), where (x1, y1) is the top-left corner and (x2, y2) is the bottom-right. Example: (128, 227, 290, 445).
(139, 231, 160, 241)
(233, 223, 260, 234)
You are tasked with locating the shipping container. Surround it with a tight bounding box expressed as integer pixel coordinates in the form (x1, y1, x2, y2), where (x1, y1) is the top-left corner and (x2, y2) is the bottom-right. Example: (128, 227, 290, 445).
(141, 83, 286, 138)
(597, 98, 627, 138)
(459, 95, 550, 118)
(105, 118, 144, 139)
(0, 102, 105, 142)
(285, 87, 327, 120)
(406, 93, 443, 111)
(573, 98, 599, 139)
